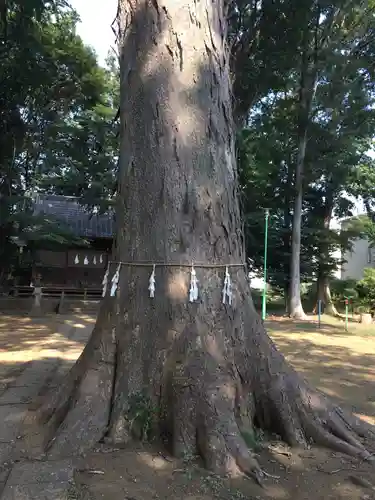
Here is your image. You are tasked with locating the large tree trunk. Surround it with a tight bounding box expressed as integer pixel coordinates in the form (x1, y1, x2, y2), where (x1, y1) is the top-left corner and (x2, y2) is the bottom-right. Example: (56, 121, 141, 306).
(23, 0, 375, 483)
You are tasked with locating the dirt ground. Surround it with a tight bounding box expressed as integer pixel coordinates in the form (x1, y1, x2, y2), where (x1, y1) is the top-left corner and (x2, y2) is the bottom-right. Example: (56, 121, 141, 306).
(0, 314, 375, 500)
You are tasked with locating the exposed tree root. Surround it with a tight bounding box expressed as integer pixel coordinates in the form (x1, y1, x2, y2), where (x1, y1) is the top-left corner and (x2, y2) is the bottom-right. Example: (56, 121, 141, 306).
(21, 308, 375, 484)
(23, 300, 116, 458)
(160, 358, 375, 484)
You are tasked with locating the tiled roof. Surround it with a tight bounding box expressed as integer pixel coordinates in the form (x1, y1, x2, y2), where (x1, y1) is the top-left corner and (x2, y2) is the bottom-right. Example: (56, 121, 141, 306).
(33, 194, 114, 238)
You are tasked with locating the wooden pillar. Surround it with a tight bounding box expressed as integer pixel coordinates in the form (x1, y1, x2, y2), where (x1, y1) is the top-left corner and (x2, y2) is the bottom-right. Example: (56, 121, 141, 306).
(56, 289, 65, 314)
(31, 275, 42, 316)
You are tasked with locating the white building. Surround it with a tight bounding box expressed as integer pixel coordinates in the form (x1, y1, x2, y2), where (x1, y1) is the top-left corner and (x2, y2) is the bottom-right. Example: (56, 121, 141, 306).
(341, 237, 372, 280)
(340, 214, 373, 281)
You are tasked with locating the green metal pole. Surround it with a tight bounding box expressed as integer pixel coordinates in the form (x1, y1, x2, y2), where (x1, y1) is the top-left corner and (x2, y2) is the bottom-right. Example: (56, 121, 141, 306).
(345, 299, 348, 332)
(262, 209, 269, 321)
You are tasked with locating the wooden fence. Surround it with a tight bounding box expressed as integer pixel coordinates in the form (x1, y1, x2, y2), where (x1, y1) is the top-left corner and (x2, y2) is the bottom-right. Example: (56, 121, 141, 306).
(0, 286, 102, 313)
(8, 286, 102, 300)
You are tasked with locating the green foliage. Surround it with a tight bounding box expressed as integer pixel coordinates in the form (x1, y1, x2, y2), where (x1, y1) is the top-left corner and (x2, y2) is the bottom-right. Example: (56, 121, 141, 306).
(356, 301, 372, 315)
(39, 53, 119, 209)
(327, 272, 375, 312)
(127, 391, 158, 442)
(236, 0, 375, 295)
(228, 0, 304, 123)
(356, 268, 375, 307)
(0, 0, 118, 277)
(241, 428, 264, 452)
(330, 278, 358, 303)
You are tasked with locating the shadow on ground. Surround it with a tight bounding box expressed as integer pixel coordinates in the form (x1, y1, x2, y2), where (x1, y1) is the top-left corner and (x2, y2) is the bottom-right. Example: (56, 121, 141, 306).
(0, 314, 374, 500)
(0, 313, 94, 497)
(0, 314, 95, 352)
(73, 442, 375, 500)
(267, 317, 375, 425)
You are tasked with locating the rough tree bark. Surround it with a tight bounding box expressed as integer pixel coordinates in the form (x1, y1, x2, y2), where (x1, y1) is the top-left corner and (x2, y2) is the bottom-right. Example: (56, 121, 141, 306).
(24, 0, 375, 483)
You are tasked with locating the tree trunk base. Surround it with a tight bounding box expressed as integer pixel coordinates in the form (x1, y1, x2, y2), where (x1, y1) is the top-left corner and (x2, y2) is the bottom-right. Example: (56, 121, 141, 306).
(21, 309, 375, 484)
(23, 300, 116, 458)
(312, 303, 340, 317)
(289, 298, 308, 320)
(289, 310, 309, 321)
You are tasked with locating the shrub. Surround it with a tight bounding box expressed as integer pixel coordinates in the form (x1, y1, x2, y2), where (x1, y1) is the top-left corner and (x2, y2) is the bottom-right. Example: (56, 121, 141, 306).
(356, 268, 375, 312)
(330, 278, 358, 303)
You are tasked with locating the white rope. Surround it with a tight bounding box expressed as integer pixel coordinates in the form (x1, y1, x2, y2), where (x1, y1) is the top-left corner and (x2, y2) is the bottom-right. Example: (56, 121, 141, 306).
(189, 265, 199, 302)
(110, 263, 121, 296)
(100, 261, 242, 305)
(222, 266, 232, 306)
(148, 264, 156, 298)
(102, 266, 109, 297)
(108, 260, 245, 268)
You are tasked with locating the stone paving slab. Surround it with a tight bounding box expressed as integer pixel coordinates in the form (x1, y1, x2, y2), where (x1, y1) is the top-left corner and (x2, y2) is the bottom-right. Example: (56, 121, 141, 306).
(0, 365, 31, 401)
(0, 315, 94, 499)
(6, 459, 74, 485)
(0, 470, 11, 500)
(10, 361, 56, 388)
(0, 406, 27, 442)
(0, 386, 39, 406)
(0, 444, 14, 467)
(1, 482, 70, 500)
(1, 460, 75, 500)
(0, 364, 30, 387)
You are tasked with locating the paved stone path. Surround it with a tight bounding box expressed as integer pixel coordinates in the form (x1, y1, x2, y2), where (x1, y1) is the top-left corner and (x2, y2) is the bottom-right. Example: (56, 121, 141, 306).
(0, 315, 94, 499)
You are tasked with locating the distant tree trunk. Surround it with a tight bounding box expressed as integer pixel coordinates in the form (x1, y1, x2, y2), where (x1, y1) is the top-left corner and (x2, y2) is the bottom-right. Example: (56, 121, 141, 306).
(283, 157, 293, 314)
(24, 0, 375, 482)
(315, 197, 339, 316)
(289, 105, 308, 318)
(289, 18, 319, 320)
(315, 276, 339, 316)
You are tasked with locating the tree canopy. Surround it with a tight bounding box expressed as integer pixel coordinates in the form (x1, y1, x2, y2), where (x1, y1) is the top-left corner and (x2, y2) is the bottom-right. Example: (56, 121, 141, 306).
(0, 0, 118, 278)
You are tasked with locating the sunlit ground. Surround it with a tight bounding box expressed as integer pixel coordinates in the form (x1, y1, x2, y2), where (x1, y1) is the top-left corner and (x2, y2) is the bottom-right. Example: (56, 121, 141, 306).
(0, 313, 374, 499)
(0, 314, 94, 369)
(267, 314, 375, 425)
(0, 313, 373, 424)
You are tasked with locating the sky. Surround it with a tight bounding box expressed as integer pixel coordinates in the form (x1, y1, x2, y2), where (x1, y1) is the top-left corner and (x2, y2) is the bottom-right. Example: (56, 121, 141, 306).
(70, 0, 117, 66)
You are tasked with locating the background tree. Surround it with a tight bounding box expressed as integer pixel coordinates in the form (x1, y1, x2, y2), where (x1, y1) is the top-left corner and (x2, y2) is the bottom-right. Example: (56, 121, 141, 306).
(0, 0, 118, 280)
(237, 0, 375, 315)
